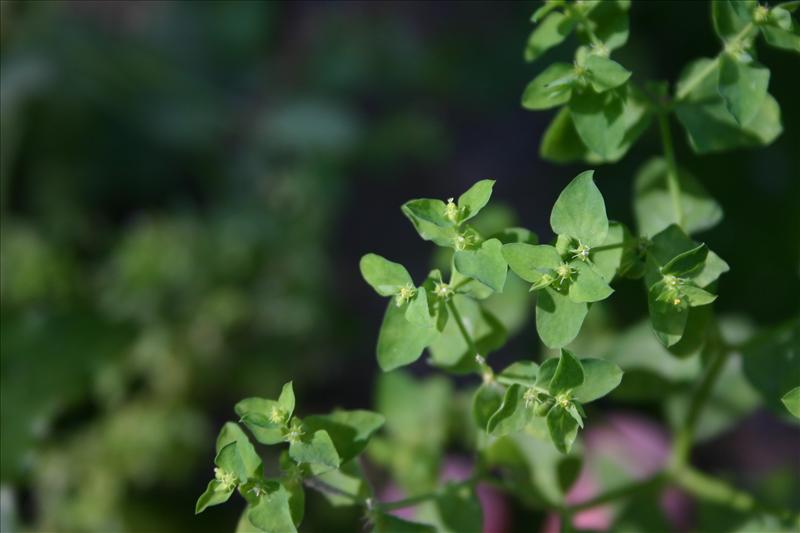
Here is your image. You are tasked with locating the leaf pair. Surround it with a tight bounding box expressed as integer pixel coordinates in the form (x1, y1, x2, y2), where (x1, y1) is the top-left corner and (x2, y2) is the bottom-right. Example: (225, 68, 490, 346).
(479, 350, 623, 454)
(504, 171, 620, 348)
(643, 225, 729, 347)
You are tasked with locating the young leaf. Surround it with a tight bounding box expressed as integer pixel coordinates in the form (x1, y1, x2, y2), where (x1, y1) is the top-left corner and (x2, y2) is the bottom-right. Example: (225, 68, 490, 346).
(567, 260, 614, 303)
(497, 360, 540, 387)
(235, 399, 285, 445)
(569, 89, 627, 161)
(302, 410, 385, 464)
(405, 287, 434, 327)
(781, 386, 800, 418)
(454, 238, 508, 292)
(546, 406, 580, 454)
(573, 358, 623, 403)
(548, 349, 585, 395)
(288, 429, 341, 470)
(536, 287, 588, 349)
(502, 243, 561, 285)
(584, 55, 631, 92)
(457, 179, 495, 223)
(718, 54, 770, 125)
(550, 170, 609, 247)
(216, 423, 263, 477)
(215, 442, 248, 483)
(648, 282, 689, 347)
(525, 11, 576, 62)
(248, 484, 298, 533)
(522, 63, 575, 110)
(582, 0, 630, 51)
(681, 284, 718, 307)
(761, 23, 800, 53)
(403, 199, 451, 228)
(360, 254, 413, 296)
(487, 384, 535, 436)
(661, 244, 708, 277)
(377, 300, 438, 371)
(473, 383, 506, 430)
(195, 480, 234, 514)
(712, 0, 756, 42)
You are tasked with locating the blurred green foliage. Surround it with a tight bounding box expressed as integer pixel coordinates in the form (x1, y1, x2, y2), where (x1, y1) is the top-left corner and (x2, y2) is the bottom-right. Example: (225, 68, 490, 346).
(1, 1, 798, 532)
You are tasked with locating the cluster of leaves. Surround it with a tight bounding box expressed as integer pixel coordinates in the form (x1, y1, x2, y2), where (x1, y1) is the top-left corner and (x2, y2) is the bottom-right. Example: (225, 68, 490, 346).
(196, 381, 385, 532)
(523, 0, 797, 162)
(196, 2, 800, 531)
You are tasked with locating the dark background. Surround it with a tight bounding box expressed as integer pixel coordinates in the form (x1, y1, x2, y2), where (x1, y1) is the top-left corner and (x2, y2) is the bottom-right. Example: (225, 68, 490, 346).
(1, 1, 798, 532)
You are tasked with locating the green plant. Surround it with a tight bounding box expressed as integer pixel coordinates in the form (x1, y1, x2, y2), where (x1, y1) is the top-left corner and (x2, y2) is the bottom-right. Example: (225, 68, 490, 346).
(196, 1, 800, 531)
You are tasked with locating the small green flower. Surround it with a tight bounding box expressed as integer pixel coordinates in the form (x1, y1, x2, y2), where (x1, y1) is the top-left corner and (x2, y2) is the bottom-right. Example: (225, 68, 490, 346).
(214, 467, 238, 492)
(444, 197, 460, 223)
(395, 283, 417, 306)
(434, 281, 453, 300)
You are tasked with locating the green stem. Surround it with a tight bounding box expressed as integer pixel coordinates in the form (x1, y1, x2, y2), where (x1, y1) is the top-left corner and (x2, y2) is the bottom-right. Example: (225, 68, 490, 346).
(566, 474, 666, 514)
(671, 325, 729, 468)
(446, 299, 494, 380)
(657, 112, 684, 228)
(673, 467, 799, 523)
(304, 477, 364, 504)
(377, 475, 479, 512)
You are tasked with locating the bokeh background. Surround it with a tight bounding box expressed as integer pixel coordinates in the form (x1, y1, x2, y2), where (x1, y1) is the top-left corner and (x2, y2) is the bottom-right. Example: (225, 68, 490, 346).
(1, 1, 798, 532)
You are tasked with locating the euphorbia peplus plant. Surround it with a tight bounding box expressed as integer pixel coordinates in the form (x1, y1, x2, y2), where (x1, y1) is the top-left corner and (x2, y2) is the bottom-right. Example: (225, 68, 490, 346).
(196, 1, 800, 531)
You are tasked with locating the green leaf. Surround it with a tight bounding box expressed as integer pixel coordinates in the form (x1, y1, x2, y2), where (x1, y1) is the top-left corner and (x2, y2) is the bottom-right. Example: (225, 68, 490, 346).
(473, 383, 506, 430)
(568, 260, 614, 303)
(645, 225, 729, 289)
(582, 0, 630, 51)
(761, 24, 800, 52)
(532, 1, 566, 23)
(661, 244, 708, 277)
(216, 422, 263, 477)
(648, 282, 689, 347)
(303, 410, 385, 464)
(569, 89, 627, 160)
(497, 360, 540, 387)
(573, 358, 623, 403)
(376, 300, 438, 371)
(675, 58, 782, 153)
(548, 349, 585, 395)
(522, 63, 575, 110)
(195, 480, 234, 514)
(589, 221, 626, 282)
(288, 429, 341, 470)
(546, 406, 580, 453)
(536, 287, 588, 348)
(550, 170, 608, 247)
(540, 107, 591, 163)
(718, 54, 770, 125)
(248, 484, 297, 533)
(235, 399, 285, 445)
(502, 243, 561, 285)
(402, 202, 458, 247)
(402, 199, 451, 228)
(585, 55, 631, 92)
(315, 463, 366, 507)
(373, 513, 436, 533)
(457, 179, 495, 223)
(454, 238, 508, 292)
(215, 441, 247, 482)
(360, 254, 413, 296)
(536, 357, 559, 390)
(487, 384, 535, 436)
(633, 157, 723, 237)
(525, 11, 576, 62)
(681, 284, 718, 307)
(712, 0, 756, 42)
(405, 287, 434, 327)
(781, 386, 800, 418)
